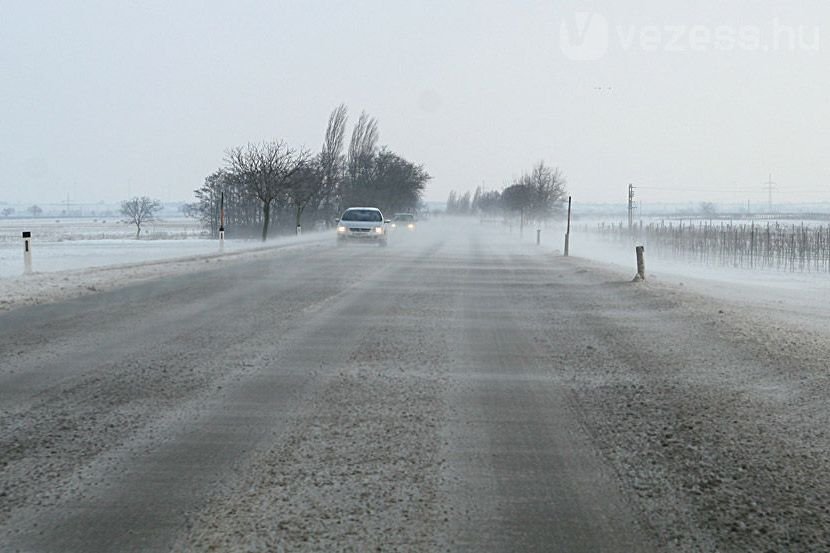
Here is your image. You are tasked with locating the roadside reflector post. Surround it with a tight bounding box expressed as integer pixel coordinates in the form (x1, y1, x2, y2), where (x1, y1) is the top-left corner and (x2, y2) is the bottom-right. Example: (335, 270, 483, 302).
(297, 225, 302, 236)
(219, 190, 225, 252)
(564, 196, 572, 257)
(635, 245, 646, 281)
(536, 229, 541, 245)
(22, 231, 32, 274)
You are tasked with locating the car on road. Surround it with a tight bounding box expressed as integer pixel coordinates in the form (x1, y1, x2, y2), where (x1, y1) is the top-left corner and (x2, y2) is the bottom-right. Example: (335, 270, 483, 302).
(391, 213, 417, 231)
(336, 207, 389, 246)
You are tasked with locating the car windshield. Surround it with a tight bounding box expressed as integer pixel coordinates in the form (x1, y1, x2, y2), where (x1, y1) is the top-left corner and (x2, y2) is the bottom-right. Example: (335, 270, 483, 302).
(341, 210, 382, 222)
(394, 214, 414, 221)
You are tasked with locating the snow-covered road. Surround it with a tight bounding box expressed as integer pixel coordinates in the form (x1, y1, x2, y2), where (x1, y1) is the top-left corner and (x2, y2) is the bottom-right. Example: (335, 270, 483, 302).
(2, 222, 830, 552)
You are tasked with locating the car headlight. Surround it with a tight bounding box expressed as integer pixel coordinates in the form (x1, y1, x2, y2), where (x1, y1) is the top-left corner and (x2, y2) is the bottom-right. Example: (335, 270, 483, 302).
(407, 223, 415, 229)
(337, 225, 347, 233)
(374, 226, 384, 234)
(391, 223, 396, 228)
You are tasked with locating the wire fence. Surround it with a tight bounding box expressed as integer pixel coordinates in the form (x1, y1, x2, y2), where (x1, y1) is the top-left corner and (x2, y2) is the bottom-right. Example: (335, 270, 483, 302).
(589, 221, 830, 273)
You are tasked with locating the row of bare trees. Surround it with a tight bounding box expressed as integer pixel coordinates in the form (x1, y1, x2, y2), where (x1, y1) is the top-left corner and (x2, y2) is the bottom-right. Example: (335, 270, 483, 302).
(193, 105, 430, 241)
(446, 161, 567, 224)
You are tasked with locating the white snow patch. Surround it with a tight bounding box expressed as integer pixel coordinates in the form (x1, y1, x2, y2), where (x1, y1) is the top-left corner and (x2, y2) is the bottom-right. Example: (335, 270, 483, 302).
(511, 221, 830, 331)
(0, 232, 330, 312)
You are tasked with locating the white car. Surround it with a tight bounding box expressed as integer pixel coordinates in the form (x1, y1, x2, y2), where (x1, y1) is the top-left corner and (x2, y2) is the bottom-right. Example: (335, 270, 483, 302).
(336, 207, 389, 247)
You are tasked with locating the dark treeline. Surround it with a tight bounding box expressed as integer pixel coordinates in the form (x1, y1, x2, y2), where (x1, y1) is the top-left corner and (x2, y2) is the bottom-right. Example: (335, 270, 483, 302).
(192, 104, 430, 240)
(446, 161, 567, 224)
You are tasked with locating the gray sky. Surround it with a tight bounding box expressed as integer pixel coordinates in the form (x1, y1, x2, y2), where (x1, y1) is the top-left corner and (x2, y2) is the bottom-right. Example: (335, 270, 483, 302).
(1, 0, 829, 207)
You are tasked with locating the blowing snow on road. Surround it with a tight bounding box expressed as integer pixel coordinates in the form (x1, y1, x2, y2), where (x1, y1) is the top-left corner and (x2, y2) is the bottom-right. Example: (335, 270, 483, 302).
(2, 223, 830, 552)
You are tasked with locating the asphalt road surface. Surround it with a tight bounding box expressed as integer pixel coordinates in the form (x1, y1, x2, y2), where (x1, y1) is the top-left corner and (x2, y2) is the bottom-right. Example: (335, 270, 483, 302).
(3, 223, 830, 552)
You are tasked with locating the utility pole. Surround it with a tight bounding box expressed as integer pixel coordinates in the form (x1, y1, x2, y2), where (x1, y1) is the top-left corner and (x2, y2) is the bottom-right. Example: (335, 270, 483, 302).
(763, 174, 776, 212)
(627, 184, 635, 230)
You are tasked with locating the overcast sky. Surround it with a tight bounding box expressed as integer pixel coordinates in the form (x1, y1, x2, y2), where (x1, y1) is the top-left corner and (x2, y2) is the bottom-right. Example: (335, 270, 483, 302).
(1, 0, 829, 208)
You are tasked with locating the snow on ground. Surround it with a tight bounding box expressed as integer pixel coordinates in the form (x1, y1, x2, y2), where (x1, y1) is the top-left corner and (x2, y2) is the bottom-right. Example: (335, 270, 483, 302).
(0, 216, 209, 278)
(0, 230, 331, 312)
(4, 219, 830, 551)
(4, 215, 830, 330)
(0, 238, 278, 278)
(510, 221, 830, 332)
(572, 233, 830, 333)
(0, 215, 205, 242)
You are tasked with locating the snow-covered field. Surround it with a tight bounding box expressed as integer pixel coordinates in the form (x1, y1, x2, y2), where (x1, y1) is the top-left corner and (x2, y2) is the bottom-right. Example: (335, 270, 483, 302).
(0, 216, 331, 311)
(0, 215, 205, 242)
(569, 232, 830, 324)
(0, 217, 213, 277)
(0, 238, 276, 278)
(505, 220, 830, 333)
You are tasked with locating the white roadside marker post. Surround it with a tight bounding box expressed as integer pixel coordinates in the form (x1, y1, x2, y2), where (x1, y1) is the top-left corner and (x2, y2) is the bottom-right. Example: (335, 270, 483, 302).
(635, 245, 646, 281)
(219, 190, 225, 252)
(564, 196, 572, 257)
(22, 231, 32, 274)
(297, 225, 302, 236)
(536, 229, 541, 245)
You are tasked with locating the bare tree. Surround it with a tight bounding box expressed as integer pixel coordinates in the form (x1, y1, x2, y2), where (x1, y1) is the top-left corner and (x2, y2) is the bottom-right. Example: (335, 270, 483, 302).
(121, 196, 162, 239)
(287, 159, 323, 234)
(347, 110, 378, 184)
(525, 161, 567, 220)
(318, 103, 348, 219)
(501, 161, 566, 227)
(501, 183, 533, 228)
(27, 205, 43, 217)
(366, 149, 430, 214)
(457, 191, 472, 214)
(446, 191, 458, 213)
(225, 141, 310, 241)
(471, 186, 482, 213)
(194, 169, 266, 238)
(477, 189, 503, 217)
(194, 170, 226, 237)
(700, 202, 717, 217)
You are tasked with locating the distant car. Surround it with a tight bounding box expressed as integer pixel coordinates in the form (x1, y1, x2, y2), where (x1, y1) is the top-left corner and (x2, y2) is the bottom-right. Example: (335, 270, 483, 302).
(336, 207, 389, 246)
(391, 213, 417, 231)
